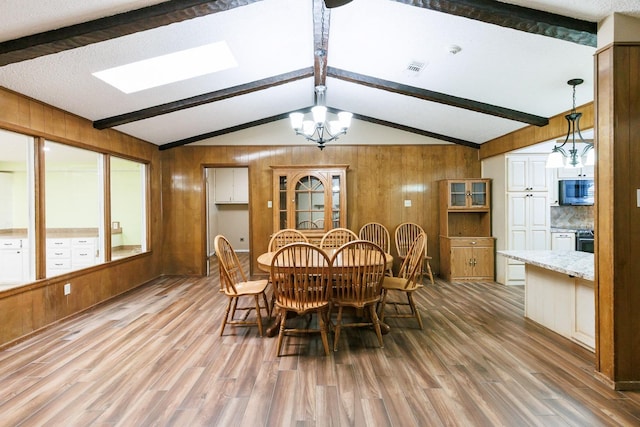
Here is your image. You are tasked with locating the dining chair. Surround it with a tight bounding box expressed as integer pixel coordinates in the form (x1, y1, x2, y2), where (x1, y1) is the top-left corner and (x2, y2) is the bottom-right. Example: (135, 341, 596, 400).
(319, 227, 358, 249)
(214, 235, 270, 337)
(394, 222, 434, 284)
(268, 228, 309, 252)
(330, 240, 386, 351)
(359, 222, 392, 275)
(270, 242, 333, 356)
(379, 232, 426, 329)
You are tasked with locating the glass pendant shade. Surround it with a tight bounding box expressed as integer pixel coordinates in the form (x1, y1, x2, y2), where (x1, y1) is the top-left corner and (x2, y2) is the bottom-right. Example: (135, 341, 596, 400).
(289, 112, 304, 130)
(311, 106, 327, 124)
(584, 148, 595, 166)
(546, 150, 565, 168)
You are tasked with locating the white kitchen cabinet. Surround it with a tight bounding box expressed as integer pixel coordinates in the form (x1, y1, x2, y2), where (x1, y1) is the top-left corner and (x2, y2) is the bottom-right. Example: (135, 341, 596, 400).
(507, 155, 551, 192)
(483, 153, 552, 285)
(214, 168, 248, 204)
(0, 239, 25, 283)
(506, 192, 550, 285)
(46, 236, 98, 276)
(71, 237, 98, 268)
(47, 238, 72, 276)
(551, 232, 576, 250)
(557, 164, 594, 179)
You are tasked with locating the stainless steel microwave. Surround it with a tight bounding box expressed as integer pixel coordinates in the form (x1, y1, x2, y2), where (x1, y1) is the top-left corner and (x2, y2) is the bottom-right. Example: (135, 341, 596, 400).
(559, 179, 595, 206)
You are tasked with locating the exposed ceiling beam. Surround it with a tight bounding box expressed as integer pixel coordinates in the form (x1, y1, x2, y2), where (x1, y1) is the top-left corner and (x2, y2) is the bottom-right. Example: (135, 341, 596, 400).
(328, 67, 549, 126)
(313, 0, 331, 87)
(395, 0, 597, 47)
(0, 0, 263, 66)
(158, 107, 480, 150)
(93, 68, 314, 129)
(159, 112, 293, 151)
(352, 113, 480, 148)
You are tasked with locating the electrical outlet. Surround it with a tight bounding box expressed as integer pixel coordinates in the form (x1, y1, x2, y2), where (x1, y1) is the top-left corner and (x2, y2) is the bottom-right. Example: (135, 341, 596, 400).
(404, 200, 412, 207)
(64, 283, 71, 295)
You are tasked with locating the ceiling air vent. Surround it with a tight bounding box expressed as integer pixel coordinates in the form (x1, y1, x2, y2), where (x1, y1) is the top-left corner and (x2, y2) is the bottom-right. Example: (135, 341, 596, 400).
(405, 61, 426, 74)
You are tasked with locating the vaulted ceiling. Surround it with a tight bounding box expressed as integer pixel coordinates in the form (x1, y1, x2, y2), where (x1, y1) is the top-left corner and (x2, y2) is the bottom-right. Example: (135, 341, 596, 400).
(1, 0, 639, 150)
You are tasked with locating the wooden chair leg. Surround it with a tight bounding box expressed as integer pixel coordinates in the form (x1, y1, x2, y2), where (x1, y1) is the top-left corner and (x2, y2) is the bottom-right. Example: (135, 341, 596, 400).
(369, 304, 384, 348)
(262, 292, 271, 319)
(378, 289, 388, 324)
(276, 311, 287, 356)
(319, 309, 330, 356)
(407, 293, 423, 330)
(333, 306, 344, 351)
(426, 261, 435, 285)
(220, 297, 234, 336)
(254, 295, 263, 337)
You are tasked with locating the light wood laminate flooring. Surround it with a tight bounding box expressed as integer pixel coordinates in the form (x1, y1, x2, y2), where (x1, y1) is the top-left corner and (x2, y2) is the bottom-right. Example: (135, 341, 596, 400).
(0, 254, 639, 426)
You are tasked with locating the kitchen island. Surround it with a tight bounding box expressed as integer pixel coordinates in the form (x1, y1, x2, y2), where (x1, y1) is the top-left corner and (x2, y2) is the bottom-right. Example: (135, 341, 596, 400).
(499, 250, 595, 350)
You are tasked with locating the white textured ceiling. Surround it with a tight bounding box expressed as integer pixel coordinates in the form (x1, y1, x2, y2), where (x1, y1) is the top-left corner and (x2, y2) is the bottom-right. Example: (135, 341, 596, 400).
(0, 0, 639, 148)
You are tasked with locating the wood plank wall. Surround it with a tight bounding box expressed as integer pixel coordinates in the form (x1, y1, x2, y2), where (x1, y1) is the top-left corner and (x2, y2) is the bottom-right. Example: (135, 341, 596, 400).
(594, 42, 640, 390)
(0, 87, 164, 348)
(160, 144, 482, 277)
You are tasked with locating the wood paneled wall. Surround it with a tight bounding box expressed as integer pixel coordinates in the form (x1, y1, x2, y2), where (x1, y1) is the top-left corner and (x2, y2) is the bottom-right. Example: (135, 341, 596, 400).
(0, 87, 163, 348)
(594, 42, 640, 390)
(161, 144, 481, 276)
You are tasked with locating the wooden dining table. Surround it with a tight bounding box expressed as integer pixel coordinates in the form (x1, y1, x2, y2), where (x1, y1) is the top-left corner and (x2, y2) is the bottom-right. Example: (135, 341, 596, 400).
(257, 247, 394, 337)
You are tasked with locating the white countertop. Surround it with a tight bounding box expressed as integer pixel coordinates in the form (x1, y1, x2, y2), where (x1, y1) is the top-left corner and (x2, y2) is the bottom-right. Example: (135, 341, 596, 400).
(498, 250, 594, 281)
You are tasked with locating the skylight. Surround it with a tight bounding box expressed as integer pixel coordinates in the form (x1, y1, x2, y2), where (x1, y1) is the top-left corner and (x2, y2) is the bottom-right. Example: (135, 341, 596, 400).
(92, 41, 238, 94)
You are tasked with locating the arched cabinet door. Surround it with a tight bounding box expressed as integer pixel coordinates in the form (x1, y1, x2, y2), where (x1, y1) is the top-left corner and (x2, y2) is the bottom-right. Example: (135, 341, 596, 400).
(271, 165, 348, 241)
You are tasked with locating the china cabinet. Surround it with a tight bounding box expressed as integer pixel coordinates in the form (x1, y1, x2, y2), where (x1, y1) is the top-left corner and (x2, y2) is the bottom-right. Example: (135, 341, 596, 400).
(271, 165, 348, 243)
(439, 179, 494, 281)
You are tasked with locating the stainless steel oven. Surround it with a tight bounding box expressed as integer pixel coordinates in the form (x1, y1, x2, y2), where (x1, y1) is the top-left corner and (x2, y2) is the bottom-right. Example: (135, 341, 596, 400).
(576, 229, 594, 253)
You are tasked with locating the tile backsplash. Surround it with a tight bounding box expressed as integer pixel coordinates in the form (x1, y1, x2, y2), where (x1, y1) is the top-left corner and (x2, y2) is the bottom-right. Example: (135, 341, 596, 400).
(550, 205, 594, 229)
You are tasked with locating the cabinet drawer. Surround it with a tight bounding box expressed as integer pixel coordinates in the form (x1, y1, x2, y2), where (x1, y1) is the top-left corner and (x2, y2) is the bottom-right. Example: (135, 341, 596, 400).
(449, 237, 494, 247)
(72, 248, 96, 262)
(72, 237, 96, 247)
(48, 248, 71, 259)
(0, 239, 22, 249)
(48, 259, 71, 269)
(47, 238, 71, 248)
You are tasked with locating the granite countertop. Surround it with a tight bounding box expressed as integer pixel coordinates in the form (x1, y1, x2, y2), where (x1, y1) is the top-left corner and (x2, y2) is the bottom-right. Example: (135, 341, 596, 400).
(498, 250, 594, 281)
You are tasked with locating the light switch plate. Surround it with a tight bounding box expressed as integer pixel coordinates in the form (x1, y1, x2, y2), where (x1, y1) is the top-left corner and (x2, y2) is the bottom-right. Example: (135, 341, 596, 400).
(404, 200, 412, 207)
(637, 189, 640, 207)
(267, 200, 272, 208)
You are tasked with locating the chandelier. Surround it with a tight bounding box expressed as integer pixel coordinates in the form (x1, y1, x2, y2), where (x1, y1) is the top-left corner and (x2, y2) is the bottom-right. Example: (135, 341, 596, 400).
(546, 78, 594, 168)
(289, 85, 353, 150)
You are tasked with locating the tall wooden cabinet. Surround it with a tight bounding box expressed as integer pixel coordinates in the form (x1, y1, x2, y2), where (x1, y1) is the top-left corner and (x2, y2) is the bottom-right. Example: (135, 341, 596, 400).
(271, 165, 348, 243)
(439, 179, 495, 281)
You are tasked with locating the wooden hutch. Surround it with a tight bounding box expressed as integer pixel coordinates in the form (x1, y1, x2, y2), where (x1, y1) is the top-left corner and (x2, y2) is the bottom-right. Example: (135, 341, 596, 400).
(439, 179, 495, 281)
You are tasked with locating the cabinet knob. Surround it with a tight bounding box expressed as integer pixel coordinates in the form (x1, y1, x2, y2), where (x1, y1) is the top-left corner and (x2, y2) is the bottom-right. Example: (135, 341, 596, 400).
(471, 241, 477, 245)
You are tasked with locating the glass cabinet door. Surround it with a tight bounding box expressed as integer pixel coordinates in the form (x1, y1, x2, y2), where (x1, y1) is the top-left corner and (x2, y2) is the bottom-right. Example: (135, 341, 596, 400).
(470, 181, 487, 207)
(449, 181, 468, 207)
(295, 175, 324, 230)
(272, 166, 348, 234)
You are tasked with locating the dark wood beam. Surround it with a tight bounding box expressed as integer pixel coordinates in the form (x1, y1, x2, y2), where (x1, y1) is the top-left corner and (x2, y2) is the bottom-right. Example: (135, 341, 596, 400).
(158, 106, 479, 150)
(349, 112, 480, 148)
(0, 0, 262, 66)
(327, 67, 549, 127)
(394, 0, 597, 47)
(313, 0, 331, 87)
(159, 112, 292, 151)
(93, 68, 314, 129)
